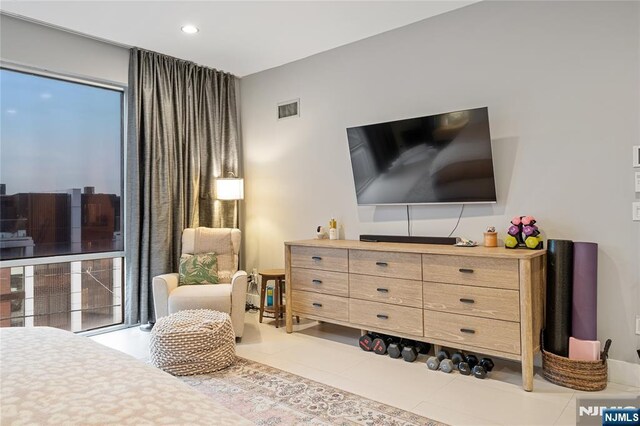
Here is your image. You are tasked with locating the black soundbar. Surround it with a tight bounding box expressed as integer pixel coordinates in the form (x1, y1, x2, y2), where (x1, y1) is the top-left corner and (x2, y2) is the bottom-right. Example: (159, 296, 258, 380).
(359, 234, 458, 245)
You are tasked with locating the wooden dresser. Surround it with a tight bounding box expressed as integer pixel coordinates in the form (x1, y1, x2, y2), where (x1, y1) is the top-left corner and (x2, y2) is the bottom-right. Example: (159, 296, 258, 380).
(284, 239, 546, 391)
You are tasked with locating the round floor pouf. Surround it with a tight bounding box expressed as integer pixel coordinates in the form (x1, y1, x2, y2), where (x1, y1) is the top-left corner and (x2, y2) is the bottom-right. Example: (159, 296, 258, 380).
(150, 309, 236, 376)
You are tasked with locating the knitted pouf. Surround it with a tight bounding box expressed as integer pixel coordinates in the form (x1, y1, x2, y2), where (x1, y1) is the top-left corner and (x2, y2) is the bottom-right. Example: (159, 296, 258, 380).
(150, 309, 236, 376)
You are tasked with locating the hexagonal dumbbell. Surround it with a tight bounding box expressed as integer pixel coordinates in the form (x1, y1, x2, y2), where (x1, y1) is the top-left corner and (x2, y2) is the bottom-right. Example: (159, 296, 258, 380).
(426, 350, 450, 371)
(458, 354, 478, 376)
(451, 351, 465, 370)
(401, 342, 420, 362)
(387, 339, 404, 359)
(372, 335, 394, 355)
(472, 357, 495, 379)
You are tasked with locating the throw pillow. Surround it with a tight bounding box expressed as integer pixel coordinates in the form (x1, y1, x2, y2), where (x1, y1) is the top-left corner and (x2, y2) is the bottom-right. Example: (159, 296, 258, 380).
(179, 252, 219, 285)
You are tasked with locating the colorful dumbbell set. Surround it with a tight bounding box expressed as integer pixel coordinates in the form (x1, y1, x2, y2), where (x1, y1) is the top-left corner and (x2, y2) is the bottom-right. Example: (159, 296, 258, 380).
(505, 215, 544, 250)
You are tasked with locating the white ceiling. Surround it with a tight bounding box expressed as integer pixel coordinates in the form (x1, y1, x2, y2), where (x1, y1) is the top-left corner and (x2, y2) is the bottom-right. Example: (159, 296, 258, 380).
(0, 1, 475, 77)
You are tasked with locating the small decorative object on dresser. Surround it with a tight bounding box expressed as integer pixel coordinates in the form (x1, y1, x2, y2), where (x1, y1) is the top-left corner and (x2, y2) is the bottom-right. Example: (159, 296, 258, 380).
(315, 225, 328, 239)
(329, 218, 338, 240)
(484, 226, 498, 247)
(284, 239, 546, 391)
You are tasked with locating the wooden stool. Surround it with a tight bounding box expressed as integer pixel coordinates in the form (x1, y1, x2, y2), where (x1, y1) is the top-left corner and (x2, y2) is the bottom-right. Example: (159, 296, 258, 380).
(258, 269, 298, 328)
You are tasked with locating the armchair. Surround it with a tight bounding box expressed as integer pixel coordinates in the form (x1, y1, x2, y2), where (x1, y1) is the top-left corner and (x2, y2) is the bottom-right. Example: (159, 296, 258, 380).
(152, 227, 247, 338)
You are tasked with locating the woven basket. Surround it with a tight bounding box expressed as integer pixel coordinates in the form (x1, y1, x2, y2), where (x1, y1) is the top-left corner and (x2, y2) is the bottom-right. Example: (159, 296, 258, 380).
(541, 348, 607, 391)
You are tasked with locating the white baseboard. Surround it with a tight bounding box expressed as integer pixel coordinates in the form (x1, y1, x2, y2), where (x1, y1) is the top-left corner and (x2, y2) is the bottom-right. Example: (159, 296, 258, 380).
(608, 358, 640, 387)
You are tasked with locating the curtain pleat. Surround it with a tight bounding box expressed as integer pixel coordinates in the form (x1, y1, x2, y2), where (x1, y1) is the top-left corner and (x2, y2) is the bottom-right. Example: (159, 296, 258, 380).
(125, 48, 239, 325)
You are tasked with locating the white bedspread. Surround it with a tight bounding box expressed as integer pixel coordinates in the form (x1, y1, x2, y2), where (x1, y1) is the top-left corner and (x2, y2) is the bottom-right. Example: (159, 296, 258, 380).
(0, 327, 250, 425)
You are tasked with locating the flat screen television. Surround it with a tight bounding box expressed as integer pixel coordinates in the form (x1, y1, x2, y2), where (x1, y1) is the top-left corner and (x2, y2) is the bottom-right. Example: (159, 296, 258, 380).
(346, 107, 497, 205)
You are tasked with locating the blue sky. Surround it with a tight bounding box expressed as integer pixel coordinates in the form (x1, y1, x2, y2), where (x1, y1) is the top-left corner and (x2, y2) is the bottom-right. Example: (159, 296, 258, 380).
(0, 69, 122, 195)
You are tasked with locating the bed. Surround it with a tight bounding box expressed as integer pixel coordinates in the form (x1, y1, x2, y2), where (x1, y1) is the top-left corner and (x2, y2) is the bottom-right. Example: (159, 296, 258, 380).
(0, 327, 250, 425)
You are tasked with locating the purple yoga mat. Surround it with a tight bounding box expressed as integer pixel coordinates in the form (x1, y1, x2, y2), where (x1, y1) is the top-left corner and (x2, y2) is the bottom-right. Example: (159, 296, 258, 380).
(572, 242, 598, 340)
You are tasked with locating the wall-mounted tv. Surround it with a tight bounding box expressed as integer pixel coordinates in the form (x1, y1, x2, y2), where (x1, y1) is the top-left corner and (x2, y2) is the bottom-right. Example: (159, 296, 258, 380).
(346, 107, 497, 205)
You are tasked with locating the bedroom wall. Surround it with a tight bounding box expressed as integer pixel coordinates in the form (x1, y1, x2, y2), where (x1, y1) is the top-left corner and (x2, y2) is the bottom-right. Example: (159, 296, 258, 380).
(240, 0, 640, 367)
(0, 13, 129, 85)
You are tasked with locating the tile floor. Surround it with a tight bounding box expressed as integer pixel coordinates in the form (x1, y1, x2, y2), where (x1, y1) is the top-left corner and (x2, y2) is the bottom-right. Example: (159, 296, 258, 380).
(90, 312, 639, 426)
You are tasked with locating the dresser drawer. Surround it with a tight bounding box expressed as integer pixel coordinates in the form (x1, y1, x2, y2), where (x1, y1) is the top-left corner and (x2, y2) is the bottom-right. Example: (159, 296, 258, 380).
(291, 290, 348, 322)
(423, 282, 520, 322)
(423, 310, 521, 354)
(291, 246, 348, 272)
(350, 274, 422, 308)
(350, 250, 421, 280)
(349, 299, 423, 336)
(291, 268, 348, 297)
(422, 254, 519, 289)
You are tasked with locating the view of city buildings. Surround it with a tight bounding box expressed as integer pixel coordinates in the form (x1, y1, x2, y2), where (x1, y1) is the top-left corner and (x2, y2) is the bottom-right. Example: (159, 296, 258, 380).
(0, 185, 123, 331)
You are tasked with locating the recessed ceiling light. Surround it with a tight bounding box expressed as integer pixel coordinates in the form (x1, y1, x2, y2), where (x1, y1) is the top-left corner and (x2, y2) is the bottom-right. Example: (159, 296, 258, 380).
(6, 109, 17, 114)
(181, 25, 199, 34)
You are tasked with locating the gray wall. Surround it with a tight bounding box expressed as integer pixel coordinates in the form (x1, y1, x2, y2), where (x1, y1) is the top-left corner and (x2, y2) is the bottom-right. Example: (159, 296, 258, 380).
(0, 14, 128, 85)
(241, 1, 640, 363)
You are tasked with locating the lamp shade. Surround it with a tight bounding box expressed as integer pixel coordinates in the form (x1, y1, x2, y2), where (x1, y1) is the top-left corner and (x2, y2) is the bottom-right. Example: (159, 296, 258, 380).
(216, 178, 244, 200)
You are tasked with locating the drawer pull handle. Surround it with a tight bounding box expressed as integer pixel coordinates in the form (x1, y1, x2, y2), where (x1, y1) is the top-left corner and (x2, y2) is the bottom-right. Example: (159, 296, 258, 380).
(376, 288, 389, 293)
(376, 314, 389, 320)
(459, 298, 475, 304)
(460, 328, 475, 334)
(312, 302, 323, 308)
(312, 279, 322, 284)
(311, 256, 322, 261)
(376, 262, 388, 267)
(459, 268, 474, 274)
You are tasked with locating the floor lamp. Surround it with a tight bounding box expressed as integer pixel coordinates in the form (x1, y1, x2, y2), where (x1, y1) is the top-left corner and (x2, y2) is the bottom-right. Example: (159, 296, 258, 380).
(215, 176, 255, 309)
(141, 176, 246, 332)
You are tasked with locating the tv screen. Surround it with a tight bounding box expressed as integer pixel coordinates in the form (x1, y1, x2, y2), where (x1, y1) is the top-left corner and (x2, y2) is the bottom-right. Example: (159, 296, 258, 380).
(346, 107, 497, 205)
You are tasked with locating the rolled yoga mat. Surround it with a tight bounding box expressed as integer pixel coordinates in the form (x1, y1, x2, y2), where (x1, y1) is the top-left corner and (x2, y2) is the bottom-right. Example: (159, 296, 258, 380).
(572, 242, 598, 341)
(545, 239, 574, 357)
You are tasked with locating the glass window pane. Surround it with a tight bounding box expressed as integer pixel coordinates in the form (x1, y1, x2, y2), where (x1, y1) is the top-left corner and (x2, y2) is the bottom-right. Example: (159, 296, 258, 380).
(0, 257, 123, 331)
(0, 68, 123, 260)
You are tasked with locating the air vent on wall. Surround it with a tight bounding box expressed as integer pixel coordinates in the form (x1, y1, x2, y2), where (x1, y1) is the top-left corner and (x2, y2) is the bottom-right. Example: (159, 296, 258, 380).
(277, 99, 300, 120)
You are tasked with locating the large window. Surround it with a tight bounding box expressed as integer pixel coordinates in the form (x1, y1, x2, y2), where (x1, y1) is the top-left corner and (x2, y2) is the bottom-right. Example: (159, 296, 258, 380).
(0, 67, 124, 332)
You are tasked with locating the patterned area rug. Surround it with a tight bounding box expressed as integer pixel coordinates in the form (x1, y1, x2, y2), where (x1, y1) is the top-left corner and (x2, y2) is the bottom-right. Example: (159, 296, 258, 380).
(180, 357, 445, 425)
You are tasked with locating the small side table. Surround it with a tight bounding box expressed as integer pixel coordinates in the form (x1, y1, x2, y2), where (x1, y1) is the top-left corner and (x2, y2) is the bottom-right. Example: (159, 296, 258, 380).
(258, 269, 298, 328)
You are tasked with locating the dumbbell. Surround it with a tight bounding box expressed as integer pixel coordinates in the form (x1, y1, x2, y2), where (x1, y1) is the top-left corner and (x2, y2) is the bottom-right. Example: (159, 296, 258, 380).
(372, 335, 394, 355)
(472, 357, 495, 379)
(358, 333, 375, 351)
(401, 341, 420, 362)
(426, 350, 450, 370)
(525, 235, 543, 250)
(439, 358, 454, 373)
(458, 354, 478, 376)
(505, 234, 519, 249)
(388, 339, 404, 359)
(415, 341, 432, 355)
(451, 352, 465, 370)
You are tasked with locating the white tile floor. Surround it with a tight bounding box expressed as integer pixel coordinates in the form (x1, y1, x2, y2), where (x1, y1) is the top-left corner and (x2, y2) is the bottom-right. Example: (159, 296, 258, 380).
(90, 312, 639, 426)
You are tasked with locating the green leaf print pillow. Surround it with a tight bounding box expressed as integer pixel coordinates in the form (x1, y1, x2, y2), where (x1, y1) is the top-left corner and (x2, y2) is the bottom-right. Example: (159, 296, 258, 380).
(178, 252, 219, 285)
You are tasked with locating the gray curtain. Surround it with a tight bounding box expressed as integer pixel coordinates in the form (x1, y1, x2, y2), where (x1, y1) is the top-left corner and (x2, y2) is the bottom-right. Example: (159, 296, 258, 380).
(125, 48, 240, 325)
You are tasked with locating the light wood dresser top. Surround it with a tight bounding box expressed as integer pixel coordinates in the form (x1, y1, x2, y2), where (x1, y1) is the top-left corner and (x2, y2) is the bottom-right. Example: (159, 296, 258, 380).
(285, 239, 546, 260)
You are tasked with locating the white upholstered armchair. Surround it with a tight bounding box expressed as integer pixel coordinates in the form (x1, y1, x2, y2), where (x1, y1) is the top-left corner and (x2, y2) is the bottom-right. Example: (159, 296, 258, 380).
(152, 227, 247, 338)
